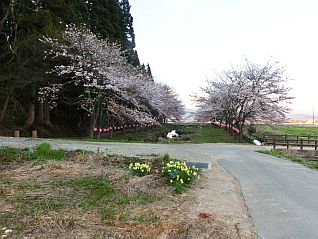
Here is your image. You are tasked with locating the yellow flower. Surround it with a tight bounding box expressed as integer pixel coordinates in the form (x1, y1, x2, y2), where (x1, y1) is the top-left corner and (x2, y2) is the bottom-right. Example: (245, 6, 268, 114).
(170, 179, 173, 183)
(180, 179, 184, 184)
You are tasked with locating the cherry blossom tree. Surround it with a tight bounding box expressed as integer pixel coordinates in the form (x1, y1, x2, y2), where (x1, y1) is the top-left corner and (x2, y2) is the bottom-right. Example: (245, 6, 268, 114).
(40, 24, 184, 137)
(194, 59, 294, 137)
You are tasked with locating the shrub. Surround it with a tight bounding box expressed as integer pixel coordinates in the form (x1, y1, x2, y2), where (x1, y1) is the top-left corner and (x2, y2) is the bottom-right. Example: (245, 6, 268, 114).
(162, 159, 200, 193)
(129, 162, 151, 177)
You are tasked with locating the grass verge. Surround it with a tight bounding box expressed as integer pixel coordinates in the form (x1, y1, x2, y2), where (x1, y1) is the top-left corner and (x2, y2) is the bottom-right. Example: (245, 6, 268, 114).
(254, 125, 318, 138)
(81, 124, 241, 144)
(257, 149, 318, 169)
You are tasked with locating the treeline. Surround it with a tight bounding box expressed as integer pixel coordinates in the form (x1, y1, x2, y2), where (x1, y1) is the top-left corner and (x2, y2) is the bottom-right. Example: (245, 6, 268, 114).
(0, 0, 184, 137)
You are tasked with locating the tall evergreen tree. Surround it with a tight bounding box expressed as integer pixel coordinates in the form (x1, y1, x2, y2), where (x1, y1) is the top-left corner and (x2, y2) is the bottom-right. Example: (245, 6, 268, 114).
(146, 63, 153, 80)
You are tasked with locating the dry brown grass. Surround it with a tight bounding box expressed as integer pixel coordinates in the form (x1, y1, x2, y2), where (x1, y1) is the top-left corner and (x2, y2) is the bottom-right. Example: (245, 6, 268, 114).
(1, 151, 256, 239)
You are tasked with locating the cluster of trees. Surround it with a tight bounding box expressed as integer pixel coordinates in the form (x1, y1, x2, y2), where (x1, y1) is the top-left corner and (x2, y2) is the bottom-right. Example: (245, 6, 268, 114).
(0, 0, 184, 136)
(194, 60, 294, 137)
(40, 24, 184, 137)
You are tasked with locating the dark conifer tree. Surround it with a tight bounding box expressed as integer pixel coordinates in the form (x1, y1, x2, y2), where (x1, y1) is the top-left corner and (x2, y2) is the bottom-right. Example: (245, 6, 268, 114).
(146, 63, 153, 80)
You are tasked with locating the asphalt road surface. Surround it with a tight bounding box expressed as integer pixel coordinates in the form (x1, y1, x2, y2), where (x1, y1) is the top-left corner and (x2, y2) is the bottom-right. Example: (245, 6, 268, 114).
(1, 136, 318, 239)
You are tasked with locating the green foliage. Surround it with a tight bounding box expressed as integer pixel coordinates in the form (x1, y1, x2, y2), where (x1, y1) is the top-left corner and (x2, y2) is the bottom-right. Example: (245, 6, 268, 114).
(47, 201, 64, 209)
(85, 124, 241, 144)
(161, 157, 200, 193)
(26, 143, 65, 161)
(162, 153, 171, 162)
(133, 212, 161, 224)
(100, 206, 116, 221)
(257, 149, 285, 157)
(0, 147, 21, 162)
(257, 149, 318, 169)
(67, 176, 113, 208)
(0, 143, 65, 164)
(129, 192, 158, 205)
(129, 162, 151, 176)
(68, 176, 111, 190)
(255, 125, 318, 138)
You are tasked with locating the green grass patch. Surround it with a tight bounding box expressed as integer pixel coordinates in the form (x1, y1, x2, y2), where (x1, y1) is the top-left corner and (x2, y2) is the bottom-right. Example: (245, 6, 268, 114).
(26, 143, 65, 161)
(257, 149, 318, 169)
(129, 192, 159, 205)
(81, 124, 240, 144)
(65, 177, 114, 208)
(100, 206, 117, 221)
(255, 125, 318, 138)
(0, 146, 21, 161)
(0, 143, 65, 164)
(133, 212, 162, 224)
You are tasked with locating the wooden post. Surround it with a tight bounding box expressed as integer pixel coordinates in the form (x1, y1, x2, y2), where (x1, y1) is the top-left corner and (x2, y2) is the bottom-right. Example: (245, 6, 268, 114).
(273, 137, 276, 149)
(315, 140, 317, 151)
(14, 131, 19, 138)
(32, 130, 37, 138)
(300, 138, 303, 151)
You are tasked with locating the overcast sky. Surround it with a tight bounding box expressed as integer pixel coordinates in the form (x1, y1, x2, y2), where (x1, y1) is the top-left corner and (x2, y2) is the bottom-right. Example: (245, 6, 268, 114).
(130, 0, 318, 116)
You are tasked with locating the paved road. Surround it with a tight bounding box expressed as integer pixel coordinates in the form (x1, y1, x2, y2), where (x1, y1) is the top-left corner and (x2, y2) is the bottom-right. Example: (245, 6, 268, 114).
(1, 136, 318, 238)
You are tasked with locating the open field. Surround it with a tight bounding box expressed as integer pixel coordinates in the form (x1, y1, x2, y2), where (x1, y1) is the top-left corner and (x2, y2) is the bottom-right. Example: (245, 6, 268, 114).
(84, 124, 240, 144)
(254, 125, 318, 139)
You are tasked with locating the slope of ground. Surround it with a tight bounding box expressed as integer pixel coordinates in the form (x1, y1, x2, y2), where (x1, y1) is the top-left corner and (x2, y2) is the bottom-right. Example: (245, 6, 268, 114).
(0, 149, 255, 239)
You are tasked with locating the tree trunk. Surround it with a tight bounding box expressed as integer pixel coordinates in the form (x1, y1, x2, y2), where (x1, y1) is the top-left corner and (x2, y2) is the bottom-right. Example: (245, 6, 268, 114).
(43, 100, 52, 127)
(37, 101, 44, 125)
(0, 94, 10, 123)
(25, 104, 35, 129)
(238, 123, 245, 142)
(97, 104, 103, 140)
(24, 86, 36, 129)
(89, 113, 95, 139)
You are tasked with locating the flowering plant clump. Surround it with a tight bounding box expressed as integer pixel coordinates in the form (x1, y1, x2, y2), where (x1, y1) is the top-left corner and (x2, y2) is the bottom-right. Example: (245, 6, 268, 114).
(129, 162, 152, 177)
(162, 160, 200, 193)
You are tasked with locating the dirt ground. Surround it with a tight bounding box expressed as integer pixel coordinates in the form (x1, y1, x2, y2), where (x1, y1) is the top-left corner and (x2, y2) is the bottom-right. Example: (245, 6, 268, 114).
(0, 152, 256, 239)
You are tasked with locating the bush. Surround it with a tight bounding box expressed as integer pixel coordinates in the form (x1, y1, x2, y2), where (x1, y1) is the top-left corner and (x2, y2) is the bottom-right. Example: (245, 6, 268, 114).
(129, 162, 152, 177)
(162, 159, 200, 193)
